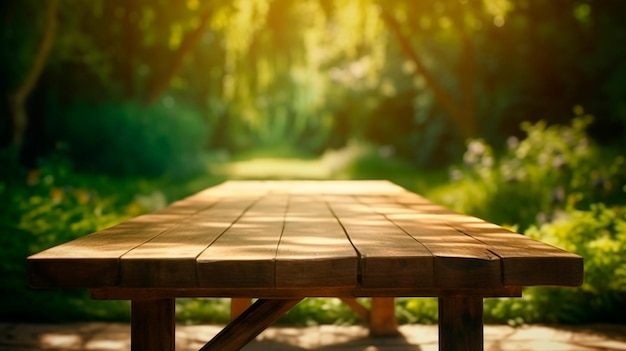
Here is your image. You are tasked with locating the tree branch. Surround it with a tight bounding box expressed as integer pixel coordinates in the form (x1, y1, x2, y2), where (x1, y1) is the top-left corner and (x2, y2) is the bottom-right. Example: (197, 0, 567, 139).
(144, 8, 214, 105)
(379, 6, 475, 138)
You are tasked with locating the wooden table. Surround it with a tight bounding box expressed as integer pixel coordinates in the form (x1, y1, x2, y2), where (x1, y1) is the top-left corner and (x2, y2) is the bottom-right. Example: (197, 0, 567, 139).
(28, 180, 583, 351)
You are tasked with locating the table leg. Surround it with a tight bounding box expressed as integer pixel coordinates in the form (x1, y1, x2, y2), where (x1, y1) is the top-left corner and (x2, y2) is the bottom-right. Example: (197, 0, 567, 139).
(370, 297, 399, 336)
(131, 298, 175, 351)
(438, 296, 483, 351)
(200, 298, 303, 351)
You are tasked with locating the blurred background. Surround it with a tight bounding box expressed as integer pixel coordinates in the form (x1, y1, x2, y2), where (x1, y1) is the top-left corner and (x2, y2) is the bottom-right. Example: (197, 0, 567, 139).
(1, 0, 625, 326)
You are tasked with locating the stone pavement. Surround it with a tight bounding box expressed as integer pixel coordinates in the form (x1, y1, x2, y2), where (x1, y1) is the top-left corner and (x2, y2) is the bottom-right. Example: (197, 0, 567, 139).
(1, 322, 626, 351)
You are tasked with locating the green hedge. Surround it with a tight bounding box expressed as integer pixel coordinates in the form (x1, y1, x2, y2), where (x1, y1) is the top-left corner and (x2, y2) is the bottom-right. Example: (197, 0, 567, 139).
(60, 101, 210, 178)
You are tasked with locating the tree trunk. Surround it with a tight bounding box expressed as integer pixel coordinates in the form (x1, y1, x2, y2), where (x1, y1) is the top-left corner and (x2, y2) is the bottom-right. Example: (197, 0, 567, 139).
(8, 0, 58, 148)
(123, 0, 136, 98)
(379, 7, 476, 139)
(144, 8, 214, 105)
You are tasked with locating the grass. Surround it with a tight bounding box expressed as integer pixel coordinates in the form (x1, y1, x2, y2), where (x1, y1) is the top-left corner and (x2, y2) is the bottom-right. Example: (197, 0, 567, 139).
(212, 157, 333, 179)
(209, 142, 449, 194)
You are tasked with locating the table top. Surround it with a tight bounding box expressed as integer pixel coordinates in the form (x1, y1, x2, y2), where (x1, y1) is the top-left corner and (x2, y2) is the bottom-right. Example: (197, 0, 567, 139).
(28, 180, 583, 296)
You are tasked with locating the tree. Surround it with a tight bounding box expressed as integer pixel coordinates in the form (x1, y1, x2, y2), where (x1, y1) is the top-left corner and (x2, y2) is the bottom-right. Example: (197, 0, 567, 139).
(378, 1, 479, 139)
(144, 4, 217, 105)
(7, 0, 58, 149)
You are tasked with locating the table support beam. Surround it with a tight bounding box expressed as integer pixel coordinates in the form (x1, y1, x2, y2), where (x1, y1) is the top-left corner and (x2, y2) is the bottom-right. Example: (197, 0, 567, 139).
(131, 298, 175, 351)
(438, 296, 483, 351)
(200, 298, 303, 351)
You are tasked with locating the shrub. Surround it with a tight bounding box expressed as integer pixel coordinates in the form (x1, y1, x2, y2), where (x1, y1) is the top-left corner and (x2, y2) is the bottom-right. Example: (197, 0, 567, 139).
(439, 114, 626, 230)
(0, 162, 134, 322)
(60, 101, 210, 178)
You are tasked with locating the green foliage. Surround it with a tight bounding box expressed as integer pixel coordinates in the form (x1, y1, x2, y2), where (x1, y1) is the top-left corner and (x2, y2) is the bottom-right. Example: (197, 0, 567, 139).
(176, 298, 231, 325)
(322, 140, 424, 190)
(396, 298, 438, 324)
(4, 0, 626, 167)
(0, 154, 222, 322)
(1, 158, 142, 322)
(0, 0, 45, 90)
(279, 299, 362, 326)
(59, 101, 210, 178)
(435, 115, 626, 230)
(4, 0, 625, 327)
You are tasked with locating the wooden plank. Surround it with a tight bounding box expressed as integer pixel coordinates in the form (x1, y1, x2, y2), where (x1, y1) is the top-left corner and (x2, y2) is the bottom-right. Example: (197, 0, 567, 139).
(326, 195, 434, 289)
(120, 196, 258, 288)
(450, 220, 583, 286)
(131, 299, 175, 351)
(199, 298, 302, 351)
(91, 286, 522, 300)
(368, 197, 502, 289)
(27, 212, 193, 288)
(196, 194, 289, 288)
(439, 296, 483, 351)
(391, 192, 583, 287)
(274, 195, 358, 288)
(29, 180, 584, 298)
(28, 189, 222, 289)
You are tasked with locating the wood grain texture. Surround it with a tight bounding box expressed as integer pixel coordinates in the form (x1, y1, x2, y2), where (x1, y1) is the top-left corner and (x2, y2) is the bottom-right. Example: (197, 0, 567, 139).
(439, 296, 483, 351)
(131, 299, 175, 351)
(29, 180, 583, 293)
(450, 221, 583, 286)
(120, 196, 257, 288)
(91, 287, 522, 300)
(275, 195, 358, 288)
(230, 298, 252, 319)
(91, 286, 522, 300)
(369, 297, 399, 336)
(28, 212, 197, 288)
(362, 196, 502, 289)
(196, 194, 288, 288)
(327, 195, 434, 289)
(199, 298, 302, 351)
(392, 192, 583, 287)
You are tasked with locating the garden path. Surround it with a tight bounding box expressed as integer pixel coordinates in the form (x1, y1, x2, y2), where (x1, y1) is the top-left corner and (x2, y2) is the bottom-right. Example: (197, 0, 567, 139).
(1, 323, 625, 351)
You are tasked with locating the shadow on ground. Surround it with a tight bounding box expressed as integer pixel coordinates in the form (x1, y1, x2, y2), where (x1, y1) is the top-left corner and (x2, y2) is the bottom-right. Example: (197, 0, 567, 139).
(2, 323, 626, 351)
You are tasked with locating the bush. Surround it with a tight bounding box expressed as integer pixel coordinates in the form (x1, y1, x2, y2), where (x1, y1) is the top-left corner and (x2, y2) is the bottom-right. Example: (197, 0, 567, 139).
(0, 147, 228, 323)
(437, 114, 626, 230)
(60, 101, 210, 178)
(0, 154, 152, 322)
